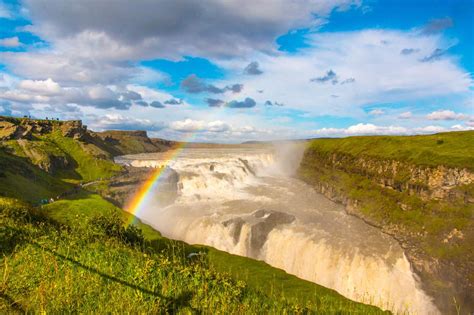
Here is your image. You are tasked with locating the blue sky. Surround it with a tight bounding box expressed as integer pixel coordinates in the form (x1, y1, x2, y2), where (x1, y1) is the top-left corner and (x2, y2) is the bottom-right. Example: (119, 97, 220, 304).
(0, 0, 472, 142)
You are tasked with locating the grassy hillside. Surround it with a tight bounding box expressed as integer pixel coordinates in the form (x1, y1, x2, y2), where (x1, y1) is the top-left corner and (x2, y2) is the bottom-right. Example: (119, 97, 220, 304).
(309, 131, 474, 170)
(299, 131, 474, 312)
(96, 130, 175, 156)
(0, 195, 383, 313)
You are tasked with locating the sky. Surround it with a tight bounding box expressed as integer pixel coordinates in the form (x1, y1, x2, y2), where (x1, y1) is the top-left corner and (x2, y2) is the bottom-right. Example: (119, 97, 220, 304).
(0, 0, 473, 142)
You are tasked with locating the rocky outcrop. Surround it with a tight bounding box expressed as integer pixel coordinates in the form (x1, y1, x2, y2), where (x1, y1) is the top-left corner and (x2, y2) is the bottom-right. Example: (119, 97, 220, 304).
(96, 130, 175, 156)
(0, 116, 87, 141)
(223, 210, 295, 258)
(59, 120, 87, 140)
(299, 146, 474, 314)
(314, 150, 474, 202)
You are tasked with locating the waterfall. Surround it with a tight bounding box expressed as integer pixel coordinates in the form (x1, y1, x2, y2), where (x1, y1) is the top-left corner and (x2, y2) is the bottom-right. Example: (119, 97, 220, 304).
(117, 145, 439, 314)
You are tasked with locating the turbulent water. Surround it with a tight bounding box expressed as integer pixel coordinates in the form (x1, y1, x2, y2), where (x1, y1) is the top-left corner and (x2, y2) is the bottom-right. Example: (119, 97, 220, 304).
(117, 144, 439, 314)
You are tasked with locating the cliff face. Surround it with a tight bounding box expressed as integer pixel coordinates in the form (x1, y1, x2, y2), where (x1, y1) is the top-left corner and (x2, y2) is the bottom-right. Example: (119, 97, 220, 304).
(96, 130, 175, 156)
(0, 116, 87, 141)
(0, 116, 175, 174)
(323, 151, 473, 201)
(298, 134, 474, 314)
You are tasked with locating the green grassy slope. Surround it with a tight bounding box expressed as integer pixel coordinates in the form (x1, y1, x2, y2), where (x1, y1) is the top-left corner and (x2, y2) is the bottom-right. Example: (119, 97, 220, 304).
(44, 132, 121, 181)
(308, 131, 474, 170)
(0, 147, 73, 202)
(0, 195, 384, 314)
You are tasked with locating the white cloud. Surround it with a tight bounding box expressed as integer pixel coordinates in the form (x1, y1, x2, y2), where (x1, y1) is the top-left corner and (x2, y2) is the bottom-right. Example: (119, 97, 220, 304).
(311, 123, 472, 137)
(369, 109, 385, 116)
(91, 114, 165, 131)
(18, 78, 61, 95)
(218, 29, 471, 116)
(169, 119, 206, 132)
(0, 3, 12, 19)
(0, 37, 21, 47)
(426, 109, 470, 121)
(169, 119, 231, 133)
(398, 111, 413, 119)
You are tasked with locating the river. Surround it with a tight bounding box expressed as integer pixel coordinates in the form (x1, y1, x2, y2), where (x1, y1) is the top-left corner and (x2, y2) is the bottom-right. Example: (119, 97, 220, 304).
(116, 144, 439, 314)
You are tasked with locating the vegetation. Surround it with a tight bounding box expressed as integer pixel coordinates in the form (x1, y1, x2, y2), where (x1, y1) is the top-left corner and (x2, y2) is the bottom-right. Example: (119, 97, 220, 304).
(43, 131, 121, 182)
(308, 131, 474, 170)
(299, 131, 474, 312)
(0, 195, 384, 313)
(0, 118, 383, 313)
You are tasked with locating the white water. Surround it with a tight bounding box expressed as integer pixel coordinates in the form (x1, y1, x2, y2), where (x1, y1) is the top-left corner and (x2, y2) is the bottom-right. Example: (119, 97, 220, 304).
(117, 145, 439, 314)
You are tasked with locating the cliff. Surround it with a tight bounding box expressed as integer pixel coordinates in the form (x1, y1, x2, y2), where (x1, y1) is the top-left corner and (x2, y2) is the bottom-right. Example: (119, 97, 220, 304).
(96, 130, 175, 156)
(0, 116, 175, 175)
(0, 116, 175, 202)
(298, 131, 474, 314)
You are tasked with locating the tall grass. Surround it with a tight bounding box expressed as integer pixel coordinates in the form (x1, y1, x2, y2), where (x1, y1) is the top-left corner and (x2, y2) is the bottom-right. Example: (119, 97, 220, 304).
(0, 197, 385, 314)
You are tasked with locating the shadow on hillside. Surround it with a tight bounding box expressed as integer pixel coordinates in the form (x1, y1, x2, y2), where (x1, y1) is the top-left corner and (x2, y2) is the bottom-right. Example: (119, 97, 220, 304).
(27, 241, 196, 312)
(0, 291, 26, 312)
(0, 147, 77, 202)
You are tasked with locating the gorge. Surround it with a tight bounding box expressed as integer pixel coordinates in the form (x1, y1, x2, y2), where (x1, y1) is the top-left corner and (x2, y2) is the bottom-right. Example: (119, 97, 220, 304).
(115, 144, 442, 314)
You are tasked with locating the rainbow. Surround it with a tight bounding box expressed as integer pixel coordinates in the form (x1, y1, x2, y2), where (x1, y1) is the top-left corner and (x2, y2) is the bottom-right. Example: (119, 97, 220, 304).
(125, 139, 190, 226)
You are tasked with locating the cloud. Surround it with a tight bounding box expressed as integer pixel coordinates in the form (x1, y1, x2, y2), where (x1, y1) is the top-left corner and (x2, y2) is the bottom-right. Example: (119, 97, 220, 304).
(311, 123, 471, 137)
(181, 74, 243, 94)
(0, 3, 12, 19)
(207, 120, 231, 132)
(223, 29, 471, 115)
(206, 98, 225, 107)
(2, 50, 137, 85)
(0, 79, 161, 110)
(226, 97, 256, 108)
(121, 90, 142, 101)
(169, 118, 230, 133)
(227, 83, 244, 93)
(398, 111, 413, 119)
(134, 100, 148, 107)
(18, 78, 61, 95)
(0, 102, 13, 116)
(340, 78, 355, 84)
(400, 48, 419, 55)
(420, 48, 446, 62)
(421, 17, 453, 35)
(426, 110, 470, 121)
(22, 0, 361, 58)
(244, 61, 263, 75)
(369, 109, 385, 116)
(265, 100, 284, 106)
(150, 101, 165, 108)
(310, 69, 338, 84)
(164, 98, 183, 105)
(92, 114, 165, 131)
(0, 37, 21, 48)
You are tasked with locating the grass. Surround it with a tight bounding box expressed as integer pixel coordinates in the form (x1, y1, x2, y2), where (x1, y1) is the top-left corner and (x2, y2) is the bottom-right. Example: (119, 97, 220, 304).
(44, 132, 121, 182)
(308, 130, 474, 170)
(0, 196, 385, 314)
(0, 147, 73, 203)
(299, 132, 474, 312)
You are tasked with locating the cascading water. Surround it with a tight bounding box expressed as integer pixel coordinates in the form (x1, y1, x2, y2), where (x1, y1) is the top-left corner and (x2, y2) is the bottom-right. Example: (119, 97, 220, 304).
(116, 145, 439, 314)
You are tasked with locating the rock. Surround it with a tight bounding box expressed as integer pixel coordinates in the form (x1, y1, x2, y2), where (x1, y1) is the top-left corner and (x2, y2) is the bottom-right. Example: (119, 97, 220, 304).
(222, 209, 295, 257)
(59, 120, 87, 140)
